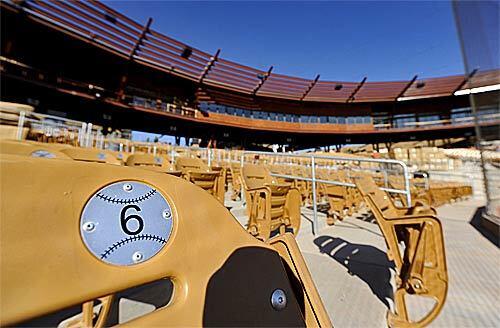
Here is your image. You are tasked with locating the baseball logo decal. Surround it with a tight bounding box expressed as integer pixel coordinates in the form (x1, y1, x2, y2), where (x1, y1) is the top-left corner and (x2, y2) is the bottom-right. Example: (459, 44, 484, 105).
(80, 181, 174, 266)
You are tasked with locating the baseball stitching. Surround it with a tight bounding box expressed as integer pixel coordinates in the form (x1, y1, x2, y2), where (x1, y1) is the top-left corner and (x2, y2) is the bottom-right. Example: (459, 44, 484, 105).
(100, 234, 167, 259)
(96, 189, 157, 205)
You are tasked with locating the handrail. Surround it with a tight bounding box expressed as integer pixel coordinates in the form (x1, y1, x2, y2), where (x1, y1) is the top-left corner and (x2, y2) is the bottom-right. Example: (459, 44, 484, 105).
(239, 150, 412, 234)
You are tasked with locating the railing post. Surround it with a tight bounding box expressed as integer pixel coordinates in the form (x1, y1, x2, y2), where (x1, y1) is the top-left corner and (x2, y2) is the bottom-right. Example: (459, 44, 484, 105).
(240, 151, 245, 204)
(79, 123, 86, 147)
(207, 148, 212, 167)
(86, 123, 93, 148)
(16, 111, 26, 140)
(402, 162, 412, 207)
(311, 155, 318, 235)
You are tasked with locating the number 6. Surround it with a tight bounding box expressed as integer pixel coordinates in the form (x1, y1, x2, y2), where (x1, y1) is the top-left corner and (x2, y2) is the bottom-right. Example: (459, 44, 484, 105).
(120, 205, 144, 235)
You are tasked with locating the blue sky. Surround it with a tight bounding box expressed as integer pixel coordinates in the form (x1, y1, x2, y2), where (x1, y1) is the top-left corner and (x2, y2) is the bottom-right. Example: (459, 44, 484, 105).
(104, 0, 465, 83)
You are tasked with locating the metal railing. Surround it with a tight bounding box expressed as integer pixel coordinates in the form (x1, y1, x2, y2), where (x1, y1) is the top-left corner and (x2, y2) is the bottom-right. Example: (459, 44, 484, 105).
(238, 150, 412, 235)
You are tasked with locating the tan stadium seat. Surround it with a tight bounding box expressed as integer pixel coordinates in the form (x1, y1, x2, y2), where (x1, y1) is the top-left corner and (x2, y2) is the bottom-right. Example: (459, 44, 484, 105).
(355, 174, 447, 327)
(241, 164, 301, 241)
(0, 154, 331, 327)
(60, 147, 122, 165)
(0, 139, 71, 160)
(175, 157, 223, 202)
(104, 150, 130, 165)
(210, 165, 227, 202)
(126, 153, 182, 176)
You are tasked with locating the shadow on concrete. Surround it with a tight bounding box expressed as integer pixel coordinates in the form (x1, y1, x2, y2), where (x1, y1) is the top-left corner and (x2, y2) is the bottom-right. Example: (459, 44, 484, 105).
(314, 235, 394, 309)
(469, 206, 499, 247)
(354, 212, 376, 224)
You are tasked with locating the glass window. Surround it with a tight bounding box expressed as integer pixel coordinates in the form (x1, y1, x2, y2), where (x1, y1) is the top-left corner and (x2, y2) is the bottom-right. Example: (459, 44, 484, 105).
(338, 117, 346, 124)
(320, 116, 327, 123)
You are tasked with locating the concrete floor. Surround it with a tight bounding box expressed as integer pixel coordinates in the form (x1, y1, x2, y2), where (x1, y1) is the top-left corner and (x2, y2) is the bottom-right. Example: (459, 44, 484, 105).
(230, 198, 500, 328)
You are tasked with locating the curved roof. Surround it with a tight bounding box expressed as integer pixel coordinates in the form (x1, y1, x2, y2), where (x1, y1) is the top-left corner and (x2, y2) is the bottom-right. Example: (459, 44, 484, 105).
(4, 0, 499, 103)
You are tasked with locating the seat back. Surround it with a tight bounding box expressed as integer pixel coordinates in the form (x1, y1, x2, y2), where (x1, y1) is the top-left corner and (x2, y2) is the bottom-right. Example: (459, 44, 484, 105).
(61, 148, 122, 165)
(241, 164, 275, 190)
(241, 164, 300, 240)
(175, 156, 209, 172)
(0, 139, 71, 160)
(0, 154, 330, 327)
(175, 157, 221, 201)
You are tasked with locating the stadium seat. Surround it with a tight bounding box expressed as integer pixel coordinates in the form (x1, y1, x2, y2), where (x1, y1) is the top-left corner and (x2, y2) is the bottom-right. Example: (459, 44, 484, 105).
(241, 164, 301, 241)
(0, 154, 331, 327)
(126, 153, 182, 176)
(175, 157, 223, 202)
(210, 164, 227, 203)
(355, 174, 447, 327)
(60, 147, 122, 165)
(0, 139, 71, 160)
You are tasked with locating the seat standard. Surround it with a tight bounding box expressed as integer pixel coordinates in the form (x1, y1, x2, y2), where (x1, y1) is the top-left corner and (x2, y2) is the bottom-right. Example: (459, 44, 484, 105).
(355, 174, 447, 328)
(241, 164, 301, 241)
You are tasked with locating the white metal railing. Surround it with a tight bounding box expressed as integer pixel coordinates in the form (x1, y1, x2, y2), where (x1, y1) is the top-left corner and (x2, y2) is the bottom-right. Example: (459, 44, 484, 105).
(238, 150, 412, 235)
(0, 107, 103, 148)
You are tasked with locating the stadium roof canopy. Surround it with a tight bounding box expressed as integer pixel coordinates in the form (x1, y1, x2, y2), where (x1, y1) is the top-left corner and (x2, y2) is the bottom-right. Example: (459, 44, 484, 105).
(6, 0, 498, 104)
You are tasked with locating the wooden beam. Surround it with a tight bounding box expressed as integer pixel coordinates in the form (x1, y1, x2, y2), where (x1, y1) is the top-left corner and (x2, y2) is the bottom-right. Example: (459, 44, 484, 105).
(199, 49, 220, 84)
(347, 77, 366, 103)
(128, 17, 152, 59)
(300, 74, 320, 101)
(396, 75, 418, 100)
(118, 17, 152, 99)
(453, 68, 478, 93)
(252, 66, 273, 95)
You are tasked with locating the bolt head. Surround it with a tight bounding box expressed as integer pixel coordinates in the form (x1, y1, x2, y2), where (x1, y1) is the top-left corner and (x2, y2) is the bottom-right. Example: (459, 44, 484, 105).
(162, 209, 171, 219)
(132, 251, 144, 263)
(83, 221, 96, 232)
(123, 183, 133, 192)
(270, 289, 287, 311)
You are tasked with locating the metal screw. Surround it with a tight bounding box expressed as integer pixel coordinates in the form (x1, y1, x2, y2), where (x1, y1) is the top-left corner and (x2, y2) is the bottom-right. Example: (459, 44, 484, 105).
(162, 209, 172, 220)
(82, 221, 96, 232)
(270, 289, 287, 311)
(123, 183, 133, 192)
(132, 251, 144, 263)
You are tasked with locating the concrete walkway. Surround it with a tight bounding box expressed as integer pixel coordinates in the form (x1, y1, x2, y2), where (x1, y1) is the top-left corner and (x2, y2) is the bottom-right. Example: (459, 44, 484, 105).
(230, 198, 500, 327)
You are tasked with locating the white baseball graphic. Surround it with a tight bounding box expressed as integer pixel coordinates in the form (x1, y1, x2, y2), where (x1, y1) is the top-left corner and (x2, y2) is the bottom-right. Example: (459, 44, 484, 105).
(80, 181, 174, 266)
